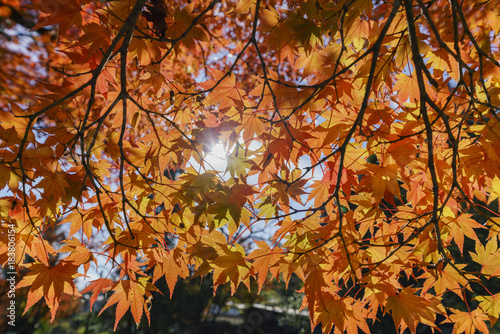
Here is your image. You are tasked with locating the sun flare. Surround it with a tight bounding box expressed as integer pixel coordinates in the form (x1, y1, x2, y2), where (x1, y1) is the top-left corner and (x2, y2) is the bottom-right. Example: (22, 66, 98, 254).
(204, 142, 229, 171)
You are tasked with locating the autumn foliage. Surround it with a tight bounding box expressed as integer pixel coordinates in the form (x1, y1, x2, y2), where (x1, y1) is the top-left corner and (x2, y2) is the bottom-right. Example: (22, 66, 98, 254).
(1, 0, 500, 332)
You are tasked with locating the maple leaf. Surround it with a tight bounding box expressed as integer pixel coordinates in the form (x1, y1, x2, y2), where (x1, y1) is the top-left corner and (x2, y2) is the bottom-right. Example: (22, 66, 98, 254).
(212, 242, 251, 295)
(58, 238, 96, 274)
(316, 295, 347, 333)
(427, 49, 454, 73)
(449, 308, 490, 334)
(232, 0, 255, 14)
(0, 164, 21, 192)
(81, 278, 114, 312)
(393, 73, 419, 103)
(226, 145, 252, 179)
(363, 162, 401, 203)
(129, 37, 162, 64)
(296, 48, 328, 77)
(476, 293, 500, 326)
(386, 288, 436, 333)
(99, 277, 158, 330)
(152, 247, 189, 298)
(248, 240, 282, 292)
(0, 107, 29, 138)
(166, 2, 207, 50)
(304, 263, 327, 321)
(442, 207, 485, 254)
(431, 264, 468, 296)
(32, 0, 83, 32)
(238, 112, 266, 144)
(17, 262, 81, 321)
(269, 169, 308, 208)
(307, 180, 331, 208)
(61, 211, 93, 240)
(470, 236, 500, 275)
(199, 67, 245, 110)
(38, 171, 70, 201)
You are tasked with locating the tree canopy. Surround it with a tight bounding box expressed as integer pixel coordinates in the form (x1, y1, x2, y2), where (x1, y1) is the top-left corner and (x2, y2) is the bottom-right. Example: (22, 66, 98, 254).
(1, 0, 500, 332)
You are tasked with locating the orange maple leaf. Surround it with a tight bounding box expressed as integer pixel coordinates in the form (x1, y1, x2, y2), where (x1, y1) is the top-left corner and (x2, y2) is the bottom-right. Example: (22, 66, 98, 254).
(449, 308, 490, 334)
(248, 240, 282, 292)
(364, 162, 401, 203)
(17, 261, 81, 321)
(99, 277, 158, 330)
(58, 238, 97, 274)
(199, 67, 245, 110)
(81, 278, 114, 312)
(393, 73, 419, 103)
(385, 287, 436, 333)
(152, 248, 189, 298)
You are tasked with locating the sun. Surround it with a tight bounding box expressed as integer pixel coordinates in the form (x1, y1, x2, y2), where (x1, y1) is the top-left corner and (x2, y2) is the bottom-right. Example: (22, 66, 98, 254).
(204, 142, 228, 172)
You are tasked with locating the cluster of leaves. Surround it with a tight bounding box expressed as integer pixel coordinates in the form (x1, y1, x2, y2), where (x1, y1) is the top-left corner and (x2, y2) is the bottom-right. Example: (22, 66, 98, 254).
(1, 0, 500, 332)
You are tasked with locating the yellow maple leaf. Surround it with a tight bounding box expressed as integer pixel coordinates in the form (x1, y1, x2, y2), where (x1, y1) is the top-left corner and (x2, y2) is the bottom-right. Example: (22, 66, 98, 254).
(470, 237, 500, 275)
(476, 293, 500, 326)
(212, 242, 250, 295)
